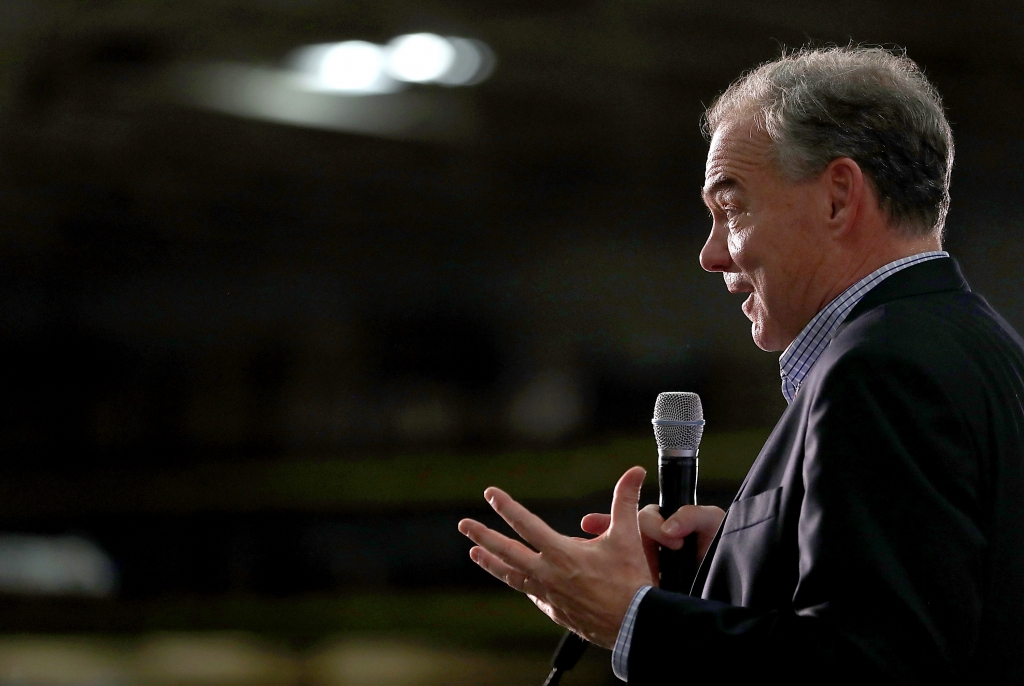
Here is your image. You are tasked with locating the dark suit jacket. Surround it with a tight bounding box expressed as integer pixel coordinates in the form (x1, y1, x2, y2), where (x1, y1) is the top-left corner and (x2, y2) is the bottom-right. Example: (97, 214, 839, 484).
(628, 258, 1024, 684)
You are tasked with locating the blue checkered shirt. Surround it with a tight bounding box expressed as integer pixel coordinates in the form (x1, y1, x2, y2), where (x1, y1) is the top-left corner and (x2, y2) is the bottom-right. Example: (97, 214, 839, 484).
(778, 251, 948, 403)
(611, 251, 950, 681)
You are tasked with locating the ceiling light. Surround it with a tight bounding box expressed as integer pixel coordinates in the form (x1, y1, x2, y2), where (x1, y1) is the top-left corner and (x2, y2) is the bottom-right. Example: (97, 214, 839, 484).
(293, 41, 400, 94)
(385, 33, 457, 83)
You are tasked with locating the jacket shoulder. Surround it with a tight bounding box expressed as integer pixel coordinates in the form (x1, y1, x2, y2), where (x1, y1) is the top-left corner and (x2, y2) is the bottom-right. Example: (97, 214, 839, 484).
(809, 289, 1024, 402)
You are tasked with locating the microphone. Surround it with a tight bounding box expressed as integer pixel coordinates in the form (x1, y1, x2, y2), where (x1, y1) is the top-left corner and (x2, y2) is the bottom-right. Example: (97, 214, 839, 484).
(542, 631, 588, 686)
(540, 392, 705, 686)
(651, 391, 704, 593)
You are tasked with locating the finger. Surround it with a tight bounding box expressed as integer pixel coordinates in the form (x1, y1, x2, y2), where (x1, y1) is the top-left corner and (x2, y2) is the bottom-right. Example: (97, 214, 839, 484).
(653, 505, 727, 552)
(469, 546, 531, 592)
(639, 504, 682, 549)
(608, 466, 647, 537)
(661, 505, 724, 537)
(638, 504, 664, 529)
(580, 512, 610, 535)
(483, 487, 561, 551)
(458, 518, 540, 571)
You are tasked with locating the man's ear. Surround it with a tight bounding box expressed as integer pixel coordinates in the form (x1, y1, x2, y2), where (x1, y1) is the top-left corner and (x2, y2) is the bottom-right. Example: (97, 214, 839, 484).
(822, 157, 865, 236)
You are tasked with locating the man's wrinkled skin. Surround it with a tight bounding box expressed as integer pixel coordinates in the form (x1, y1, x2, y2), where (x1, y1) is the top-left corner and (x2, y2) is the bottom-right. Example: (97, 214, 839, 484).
(457, 467, 725, 647)
(700, 119, 940, 352)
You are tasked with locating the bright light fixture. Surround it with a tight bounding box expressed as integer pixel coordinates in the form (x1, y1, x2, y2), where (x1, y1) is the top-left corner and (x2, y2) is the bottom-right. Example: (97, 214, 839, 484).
(317, 41, 390, 91)
(385, 33, 457, 83)
(288, 33, 494, 94)
(291, 41, 400, 93)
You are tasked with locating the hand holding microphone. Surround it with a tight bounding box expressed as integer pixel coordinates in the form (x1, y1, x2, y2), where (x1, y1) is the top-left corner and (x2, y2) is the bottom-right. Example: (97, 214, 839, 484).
(580, 499, 724, 584)
(542, 393, 722, 685)
(458, 391, 724, 685)
(582, 392, 724, 590)
(634, 505, 724, 575)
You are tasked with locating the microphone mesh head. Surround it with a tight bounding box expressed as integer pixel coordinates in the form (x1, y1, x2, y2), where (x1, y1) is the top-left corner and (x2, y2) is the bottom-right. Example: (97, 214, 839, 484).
(652, 392, 704, 450)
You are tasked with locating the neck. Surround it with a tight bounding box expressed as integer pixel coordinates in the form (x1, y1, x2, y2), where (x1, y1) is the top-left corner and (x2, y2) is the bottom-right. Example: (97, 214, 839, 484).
(816, 229, 941, 314)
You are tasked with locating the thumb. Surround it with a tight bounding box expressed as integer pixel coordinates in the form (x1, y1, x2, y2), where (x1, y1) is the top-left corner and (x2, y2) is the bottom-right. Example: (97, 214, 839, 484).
(609, 466, 647, 536)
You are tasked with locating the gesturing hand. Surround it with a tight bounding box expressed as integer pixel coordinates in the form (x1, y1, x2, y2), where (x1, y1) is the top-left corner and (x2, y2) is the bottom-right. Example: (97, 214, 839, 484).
(581, 503, 726, 581)
(457, 466, 653, 649)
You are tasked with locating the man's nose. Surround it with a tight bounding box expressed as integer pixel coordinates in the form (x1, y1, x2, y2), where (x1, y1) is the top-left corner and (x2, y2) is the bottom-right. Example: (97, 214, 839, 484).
(699, 224, 733, 273)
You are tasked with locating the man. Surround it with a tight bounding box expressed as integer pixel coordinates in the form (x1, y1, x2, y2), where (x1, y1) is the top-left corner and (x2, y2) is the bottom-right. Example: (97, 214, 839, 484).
(458, 47, 1024, 683)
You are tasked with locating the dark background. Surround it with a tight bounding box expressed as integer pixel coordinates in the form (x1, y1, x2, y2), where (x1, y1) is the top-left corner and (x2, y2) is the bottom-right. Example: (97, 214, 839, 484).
(0, 1, 1022, 683)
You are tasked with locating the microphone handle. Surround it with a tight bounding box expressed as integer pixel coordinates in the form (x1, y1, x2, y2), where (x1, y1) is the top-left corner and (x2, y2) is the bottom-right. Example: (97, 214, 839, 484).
(541, 454, 698, 685)
(543, 631, 588, 686)
(658, 455, 698, 593)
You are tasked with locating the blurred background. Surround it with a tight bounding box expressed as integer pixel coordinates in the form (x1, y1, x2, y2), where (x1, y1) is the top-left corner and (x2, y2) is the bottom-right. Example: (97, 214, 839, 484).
(1, 0, 1023, 684)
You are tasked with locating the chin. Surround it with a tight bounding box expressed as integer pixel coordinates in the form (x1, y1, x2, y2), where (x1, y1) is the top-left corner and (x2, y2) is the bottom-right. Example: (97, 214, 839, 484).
(751, 333, 776, 352)
(750, 322, 786, 353)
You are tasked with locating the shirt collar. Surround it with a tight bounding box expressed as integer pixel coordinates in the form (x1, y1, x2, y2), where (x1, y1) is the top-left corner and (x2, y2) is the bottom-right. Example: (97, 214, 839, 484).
(778, 251, 949, 403)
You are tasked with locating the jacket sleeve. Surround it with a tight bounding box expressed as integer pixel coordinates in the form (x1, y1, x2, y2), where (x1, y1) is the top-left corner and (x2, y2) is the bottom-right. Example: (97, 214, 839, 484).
(626, 348, 986, 684)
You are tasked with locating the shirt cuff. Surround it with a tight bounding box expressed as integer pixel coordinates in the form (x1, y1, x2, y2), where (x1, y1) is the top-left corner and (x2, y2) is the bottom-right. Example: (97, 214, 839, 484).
(611, 585, 652, 682)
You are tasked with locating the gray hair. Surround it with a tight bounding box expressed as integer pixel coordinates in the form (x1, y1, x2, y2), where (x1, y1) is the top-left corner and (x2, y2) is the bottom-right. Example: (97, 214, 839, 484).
(704, 46, 954, 236)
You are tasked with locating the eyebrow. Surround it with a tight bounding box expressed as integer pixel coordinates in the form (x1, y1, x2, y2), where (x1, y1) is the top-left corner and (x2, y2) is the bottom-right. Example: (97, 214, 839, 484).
(701, 176, 739, 204)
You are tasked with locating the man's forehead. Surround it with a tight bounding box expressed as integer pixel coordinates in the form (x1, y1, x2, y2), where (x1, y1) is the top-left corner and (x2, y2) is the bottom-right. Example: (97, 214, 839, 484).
(703, 119, 773, 194)
(702, 178, 738, 205)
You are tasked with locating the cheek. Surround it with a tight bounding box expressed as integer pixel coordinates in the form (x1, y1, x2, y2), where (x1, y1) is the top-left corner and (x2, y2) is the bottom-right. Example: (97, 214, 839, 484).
(725, 228, 749, 263)
(726, 227, 766, 284)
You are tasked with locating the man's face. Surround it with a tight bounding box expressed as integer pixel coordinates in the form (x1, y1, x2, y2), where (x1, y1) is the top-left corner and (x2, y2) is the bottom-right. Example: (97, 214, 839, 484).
(700, 119, 830, 352)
